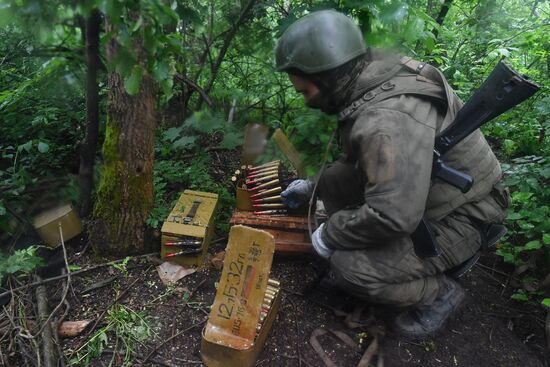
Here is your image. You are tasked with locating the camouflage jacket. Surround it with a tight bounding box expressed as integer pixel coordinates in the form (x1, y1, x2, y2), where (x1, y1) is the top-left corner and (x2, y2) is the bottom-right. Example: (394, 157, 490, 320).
(323, 55, 507, 250)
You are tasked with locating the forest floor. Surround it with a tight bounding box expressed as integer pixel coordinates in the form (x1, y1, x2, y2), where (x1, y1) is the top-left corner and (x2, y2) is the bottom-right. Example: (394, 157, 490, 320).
(3, 150, 548, 366)
(50, 237, 548, 367)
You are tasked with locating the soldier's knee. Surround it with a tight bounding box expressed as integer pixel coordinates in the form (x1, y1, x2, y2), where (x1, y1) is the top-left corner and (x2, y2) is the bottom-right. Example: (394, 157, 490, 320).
(330, 252, 387, 300)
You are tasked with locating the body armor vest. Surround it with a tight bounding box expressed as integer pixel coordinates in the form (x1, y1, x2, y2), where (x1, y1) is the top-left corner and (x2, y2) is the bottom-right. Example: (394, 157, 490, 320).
(337, 57, 503, 222)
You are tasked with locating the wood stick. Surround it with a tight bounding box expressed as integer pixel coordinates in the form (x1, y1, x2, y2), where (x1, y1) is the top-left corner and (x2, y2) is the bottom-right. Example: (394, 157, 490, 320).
(57, 321, 92, 339)
(0, 252, 157, 299)
(139, 318, 207, 366)
(35, 280, 56, 367)
(68, 276, 141, 358)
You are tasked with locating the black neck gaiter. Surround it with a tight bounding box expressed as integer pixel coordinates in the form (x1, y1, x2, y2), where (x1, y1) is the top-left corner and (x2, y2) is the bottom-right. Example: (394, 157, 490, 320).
(306, 55, 368, 115)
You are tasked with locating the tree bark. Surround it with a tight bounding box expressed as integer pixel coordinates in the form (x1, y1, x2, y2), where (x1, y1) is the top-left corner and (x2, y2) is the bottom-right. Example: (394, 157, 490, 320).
(90, 19, 156, 255)
(78, 9, 101, 218)
(433, 0, 453, 39)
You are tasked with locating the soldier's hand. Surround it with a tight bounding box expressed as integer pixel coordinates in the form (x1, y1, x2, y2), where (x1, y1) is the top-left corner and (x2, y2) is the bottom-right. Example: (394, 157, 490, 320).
(311, 223, 333, 259)
(281, 179, 314, 208)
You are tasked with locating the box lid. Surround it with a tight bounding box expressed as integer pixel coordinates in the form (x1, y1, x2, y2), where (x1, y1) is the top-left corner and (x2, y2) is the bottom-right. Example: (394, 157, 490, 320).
(33, 204, 74, 229)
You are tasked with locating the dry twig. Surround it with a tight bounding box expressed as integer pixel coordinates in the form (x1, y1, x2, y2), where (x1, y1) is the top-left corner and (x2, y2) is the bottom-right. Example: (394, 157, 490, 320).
(140, 318, 207, 366)
(0, 252, 157, 299)
(68, 275, 141, 358)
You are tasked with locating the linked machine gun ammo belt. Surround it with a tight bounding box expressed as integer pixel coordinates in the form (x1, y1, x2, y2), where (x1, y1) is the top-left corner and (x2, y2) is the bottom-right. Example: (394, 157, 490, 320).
(412, 60, 540, 258)
(231, 160, 299, 216)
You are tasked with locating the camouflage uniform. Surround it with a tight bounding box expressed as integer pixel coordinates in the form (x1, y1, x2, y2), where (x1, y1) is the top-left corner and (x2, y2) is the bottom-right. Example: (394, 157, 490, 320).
(318, 54, 510, 307)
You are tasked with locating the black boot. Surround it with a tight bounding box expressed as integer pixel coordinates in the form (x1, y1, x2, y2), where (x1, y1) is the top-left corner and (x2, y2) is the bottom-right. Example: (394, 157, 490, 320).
(391, 277, 465, 339)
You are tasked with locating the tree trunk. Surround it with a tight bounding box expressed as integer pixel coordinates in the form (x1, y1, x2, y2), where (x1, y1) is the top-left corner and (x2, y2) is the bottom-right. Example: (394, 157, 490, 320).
(91, 20, 156, 255)
(433, 0, 453, 39)
(78, 9, 101, 218)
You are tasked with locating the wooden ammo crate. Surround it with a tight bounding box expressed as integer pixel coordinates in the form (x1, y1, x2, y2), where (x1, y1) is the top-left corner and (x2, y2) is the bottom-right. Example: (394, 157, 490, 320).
(230, 210, 312, 254)
(160, 190, 219, 266)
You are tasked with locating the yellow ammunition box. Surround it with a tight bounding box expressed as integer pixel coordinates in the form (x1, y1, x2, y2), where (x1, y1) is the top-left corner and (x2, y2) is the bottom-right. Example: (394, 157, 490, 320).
(33, 203, 82, 248)
(201, 225, 281, 367)
(160, 190, 218, 266)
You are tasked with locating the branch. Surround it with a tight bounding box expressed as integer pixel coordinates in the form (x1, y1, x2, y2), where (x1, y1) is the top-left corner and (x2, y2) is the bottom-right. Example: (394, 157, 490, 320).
(196, 0, 258, 109)
(0, 252, 157, 299)
(175, 74, 213, 108)
(3, 46, 83, 63)
(139, 318, 207, 365)
(450, 39, 468, 64)
(68, 276, 141, 359)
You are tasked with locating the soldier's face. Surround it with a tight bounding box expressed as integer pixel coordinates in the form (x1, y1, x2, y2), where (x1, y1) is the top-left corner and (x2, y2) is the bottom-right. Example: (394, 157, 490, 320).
(289, 74, 321, 108)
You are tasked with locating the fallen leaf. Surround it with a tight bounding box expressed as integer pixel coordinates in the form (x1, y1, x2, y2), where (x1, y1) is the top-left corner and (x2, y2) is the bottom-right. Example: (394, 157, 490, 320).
(156, 262, 196, 285)
(174, 286, 190, 296)
(211, 251, 226, 270)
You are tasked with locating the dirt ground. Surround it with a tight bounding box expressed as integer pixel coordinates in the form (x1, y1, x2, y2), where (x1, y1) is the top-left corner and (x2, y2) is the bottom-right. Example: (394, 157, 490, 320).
(44, 238, 548, 367)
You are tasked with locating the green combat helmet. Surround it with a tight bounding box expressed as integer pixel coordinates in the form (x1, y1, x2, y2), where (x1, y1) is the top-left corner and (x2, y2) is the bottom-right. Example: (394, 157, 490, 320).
(275, 9, 366, 74)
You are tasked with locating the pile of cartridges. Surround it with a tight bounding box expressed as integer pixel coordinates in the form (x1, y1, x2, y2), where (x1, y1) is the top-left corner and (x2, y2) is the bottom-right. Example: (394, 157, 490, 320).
(163, 236, 203, 258)
(257, 278, 280, 334)
(232, 160, 294, 216)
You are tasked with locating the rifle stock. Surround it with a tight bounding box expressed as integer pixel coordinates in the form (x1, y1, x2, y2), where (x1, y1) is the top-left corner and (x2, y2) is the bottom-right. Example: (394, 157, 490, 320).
(414, 60, 540, 258)
(435, 60, 540, 180)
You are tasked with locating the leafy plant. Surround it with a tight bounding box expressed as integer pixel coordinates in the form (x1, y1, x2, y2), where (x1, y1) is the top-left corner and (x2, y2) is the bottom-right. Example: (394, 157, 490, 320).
(69, 304, 156, 366)
(110, 256, 132, 277)
(0, 246, 44, 279)
(161, 110, 243, 154)
(495, 156, 550, 303)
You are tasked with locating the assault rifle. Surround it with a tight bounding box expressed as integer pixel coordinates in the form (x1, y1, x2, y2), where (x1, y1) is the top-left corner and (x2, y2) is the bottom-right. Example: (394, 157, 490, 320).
(412, 60, 540, 258)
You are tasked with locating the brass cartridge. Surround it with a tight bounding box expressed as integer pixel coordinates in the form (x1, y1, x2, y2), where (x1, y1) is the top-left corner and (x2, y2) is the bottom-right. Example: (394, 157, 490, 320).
(246, 173, 279, 185)
(249, 179, 279, 192)
(250, 186, 282, 198)
(247, 167, 279, 177)
(250, 160, 279, 170)
(265, 288, 277, 296)
(165, 240, 202, 246)
(166, 248, 202, 257)
(263, 293, 275, 301)
(252, 195, 282, 204)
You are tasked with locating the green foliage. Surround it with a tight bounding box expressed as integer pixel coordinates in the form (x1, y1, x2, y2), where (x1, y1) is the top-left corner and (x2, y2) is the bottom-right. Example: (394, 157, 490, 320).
(162, 110, 243, 154)
(151, 149, 235, 232)
(0, 25, 83, 233)
(147, 159, 187, 228)
(495, 156, 550, 304)
(0, 246, 44, 279)
(151, 110, 237, 231)
(69, 303, 156, 366)
(110, 256, 131, 277)
(280, 108, 338, 176)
